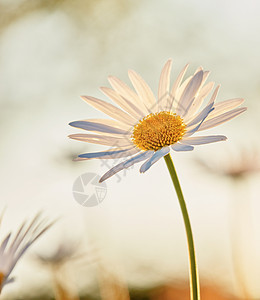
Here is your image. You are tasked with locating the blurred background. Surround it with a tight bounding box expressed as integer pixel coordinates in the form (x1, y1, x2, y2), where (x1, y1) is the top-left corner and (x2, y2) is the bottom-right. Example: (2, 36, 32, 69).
(0, 0, 260, 299)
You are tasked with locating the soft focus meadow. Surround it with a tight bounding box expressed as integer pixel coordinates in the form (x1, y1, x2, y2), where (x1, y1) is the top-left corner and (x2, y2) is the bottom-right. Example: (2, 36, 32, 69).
(0, 0, 260, 299)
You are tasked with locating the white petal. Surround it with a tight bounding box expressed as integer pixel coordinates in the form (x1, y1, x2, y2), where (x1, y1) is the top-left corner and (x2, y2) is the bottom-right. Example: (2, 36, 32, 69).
(176, 70, 204, 116)
(158, 59, 172, 111)
(140, 147, 170, 173)
(170, 64, 189, 98)
(99, 151, 152, 182)
(201, 70, 210, 84)
(195, 66, 203, 73)
(184, 82, 215, 122)
(174, 75, 192, 109)
(209, 84, 220, 103)
(8, 222, 27, 256)
(186, 104, 214, 129)
(171, 143, 194, 151)
(69, 120, 130, 135)
(81, 96, 136, 125)
(99, 161, 127, 183)
(68, 134, 132, 147)
(76, 147, 139, 160)
(206, 98, 245, 120)
(0, 234, 11, 256)
(6, 214, 53, 277)
(100, 87, 144, 120)
(108, 76, 149, 115)
(9, 214, 46, 255)
(194, 67, 210, 84)
(83, 118, 131, 131)
(123, 151, 154, 168)
(169, 64, 189, 112)
(184, 106, 214, 137)
(198, 107, 247, 131)
(128, 70, 157, 113)
(186, 85, 220, 127)
(181, 135, 227, 145)
(3, 277, 15, 286)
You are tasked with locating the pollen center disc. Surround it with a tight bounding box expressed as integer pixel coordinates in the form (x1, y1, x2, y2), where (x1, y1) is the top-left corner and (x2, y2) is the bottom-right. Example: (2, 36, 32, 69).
(132, 111, 186, 151)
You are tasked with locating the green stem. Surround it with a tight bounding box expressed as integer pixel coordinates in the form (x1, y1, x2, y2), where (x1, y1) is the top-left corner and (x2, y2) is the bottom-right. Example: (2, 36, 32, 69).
(164, 153, 200, 300)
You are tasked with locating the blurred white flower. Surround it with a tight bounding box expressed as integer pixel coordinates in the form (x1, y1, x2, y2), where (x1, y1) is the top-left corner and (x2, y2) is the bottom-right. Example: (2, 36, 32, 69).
(36, 240, 79, 267)
(0, 212, 53, 293)
(35, 239, 86, 300)
(196, 146, 260, 180)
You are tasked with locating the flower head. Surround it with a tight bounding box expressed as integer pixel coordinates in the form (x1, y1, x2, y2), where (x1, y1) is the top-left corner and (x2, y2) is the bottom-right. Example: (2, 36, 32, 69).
(69, 59, 246, 182)
(36, 239, 81, 267)
(0, 212, 53, 292)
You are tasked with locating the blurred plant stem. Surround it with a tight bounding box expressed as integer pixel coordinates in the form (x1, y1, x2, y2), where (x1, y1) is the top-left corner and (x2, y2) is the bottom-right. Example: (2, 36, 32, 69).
(164, 154, 200, 300)
(51, 265, 80, 300)
(96, 258, 130, 300)
(228, 178, 253, 300)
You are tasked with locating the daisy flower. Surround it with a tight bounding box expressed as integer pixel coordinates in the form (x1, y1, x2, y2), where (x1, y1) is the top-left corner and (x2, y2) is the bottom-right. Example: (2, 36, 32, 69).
(69, 59, 246, 182)
(0, 212, 53, 293)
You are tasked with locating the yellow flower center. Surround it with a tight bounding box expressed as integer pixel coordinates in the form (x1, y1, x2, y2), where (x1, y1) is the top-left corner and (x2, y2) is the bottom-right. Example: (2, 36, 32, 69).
(132, 111, 186, 151)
